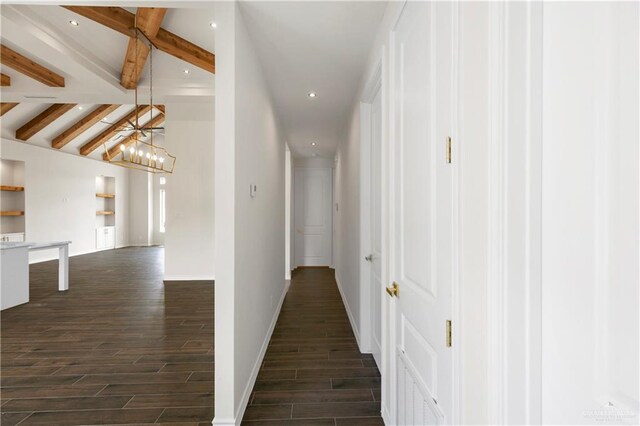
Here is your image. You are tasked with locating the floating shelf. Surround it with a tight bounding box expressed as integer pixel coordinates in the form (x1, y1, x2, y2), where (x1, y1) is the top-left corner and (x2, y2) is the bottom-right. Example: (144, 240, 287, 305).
(96, 193, 115, 198)
(1, 185, 24, 192)
(97, 211, 115, 215)
(1, 211, 24, 216)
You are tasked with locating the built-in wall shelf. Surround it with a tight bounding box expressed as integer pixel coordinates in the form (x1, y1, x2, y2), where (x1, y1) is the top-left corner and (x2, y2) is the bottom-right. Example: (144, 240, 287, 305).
(96, 193, 115, 198)
(1, 160, 26, 235)
(97, 211, 115, 215)
(1, 185, 24, 192)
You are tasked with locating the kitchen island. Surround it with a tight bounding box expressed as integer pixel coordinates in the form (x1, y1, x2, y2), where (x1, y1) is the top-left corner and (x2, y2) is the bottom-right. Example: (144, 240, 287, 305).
(1, 241, 71, 310)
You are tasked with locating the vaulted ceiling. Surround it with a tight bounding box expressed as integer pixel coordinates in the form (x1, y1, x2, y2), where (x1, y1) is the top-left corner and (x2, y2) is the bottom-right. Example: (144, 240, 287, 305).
(0, 5, 215, 161)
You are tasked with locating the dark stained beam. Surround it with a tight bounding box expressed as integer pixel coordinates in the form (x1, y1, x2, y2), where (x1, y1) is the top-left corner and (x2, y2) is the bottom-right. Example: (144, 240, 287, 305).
(16, 104, 76, 141)
(79, 105, 152, 156)
(0, 103, 19, 117)
(64, 6, 214, 74)
(0, 45, 65, 87)
(52, 104, 120, 149)
(121, 8, 167, 89)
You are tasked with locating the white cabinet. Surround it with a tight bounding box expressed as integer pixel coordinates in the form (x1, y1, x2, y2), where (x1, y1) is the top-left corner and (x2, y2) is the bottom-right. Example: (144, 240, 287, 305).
(0, 233, 25, 242)
(0, 244, 29, 310)
(96, 226, 115, 250)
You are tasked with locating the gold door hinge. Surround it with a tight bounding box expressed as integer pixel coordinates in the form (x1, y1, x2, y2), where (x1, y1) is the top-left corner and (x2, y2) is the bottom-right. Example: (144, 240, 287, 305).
(446, 136, 452, 164)
(446, 320, 452, 347)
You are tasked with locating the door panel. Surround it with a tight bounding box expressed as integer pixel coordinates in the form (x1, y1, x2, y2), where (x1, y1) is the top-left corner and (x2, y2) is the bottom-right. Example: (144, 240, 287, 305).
(391, 1, 454, 423)
(294, 168, 333, 266)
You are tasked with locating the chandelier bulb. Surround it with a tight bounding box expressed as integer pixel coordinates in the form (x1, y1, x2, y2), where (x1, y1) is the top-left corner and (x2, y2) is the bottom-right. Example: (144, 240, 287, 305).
(120, 144, 125, 151)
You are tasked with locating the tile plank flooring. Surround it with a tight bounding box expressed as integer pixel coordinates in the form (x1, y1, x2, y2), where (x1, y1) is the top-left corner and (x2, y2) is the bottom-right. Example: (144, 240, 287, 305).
(1, 247, 213, 426)
(242, 267, 383, 425)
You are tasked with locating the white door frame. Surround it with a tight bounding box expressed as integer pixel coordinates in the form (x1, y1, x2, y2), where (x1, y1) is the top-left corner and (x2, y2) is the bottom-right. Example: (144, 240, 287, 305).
(359, 60, 382, 355)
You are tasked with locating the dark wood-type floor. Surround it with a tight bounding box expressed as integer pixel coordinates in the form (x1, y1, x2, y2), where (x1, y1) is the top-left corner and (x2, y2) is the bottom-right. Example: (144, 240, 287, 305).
(242, 267, 383, 425)
(1, 247, 214, 426)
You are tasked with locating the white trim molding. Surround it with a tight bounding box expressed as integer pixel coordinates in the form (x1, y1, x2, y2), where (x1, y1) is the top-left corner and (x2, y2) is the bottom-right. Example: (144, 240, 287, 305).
(335, 273, 363, 351)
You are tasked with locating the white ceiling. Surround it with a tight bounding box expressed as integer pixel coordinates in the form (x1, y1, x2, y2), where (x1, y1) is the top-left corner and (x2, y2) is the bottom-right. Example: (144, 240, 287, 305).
(239, 1, 386, 158)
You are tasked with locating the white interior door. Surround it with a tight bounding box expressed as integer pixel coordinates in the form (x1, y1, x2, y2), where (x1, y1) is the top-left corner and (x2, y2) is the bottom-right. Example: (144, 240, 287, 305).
(368, 87, 383, 369)
(389, 1, 454, 423)
(294, 168, 333, 267)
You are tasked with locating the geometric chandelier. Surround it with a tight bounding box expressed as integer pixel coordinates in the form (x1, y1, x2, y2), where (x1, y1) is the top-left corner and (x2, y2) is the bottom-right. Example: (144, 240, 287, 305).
(103, 17, 176, 174)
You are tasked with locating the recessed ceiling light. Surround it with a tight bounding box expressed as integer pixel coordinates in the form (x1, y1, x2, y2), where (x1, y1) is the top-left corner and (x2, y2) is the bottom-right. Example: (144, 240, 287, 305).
(210, 22, 217, 28)
(311, 142, 316, 146)
(78, 106, 83, 110)
(69, 20, 79, 26)
(184, 69, 190, 74)
(308, 92, 317, 98)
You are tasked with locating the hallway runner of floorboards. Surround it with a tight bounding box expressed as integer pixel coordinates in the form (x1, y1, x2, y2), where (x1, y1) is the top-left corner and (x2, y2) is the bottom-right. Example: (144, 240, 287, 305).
(242, 267, 383, 425)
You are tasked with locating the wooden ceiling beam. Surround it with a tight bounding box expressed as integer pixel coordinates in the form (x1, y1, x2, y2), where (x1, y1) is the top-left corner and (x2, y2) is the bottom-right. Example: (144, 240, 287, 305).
(0, 103, 19, 117)
(16, 104, 76, 141)
(52, 104, 120, 149)
(1, 73, 10, 86)
(64, 6, 215, 75)
(153, 28, 215, 73)
(79, 105, 152, 156)
(121, 8, 167, 89)
(155, 105, 165, 114)
(103, 113, 165, 161)
(0, 45, 65, 87)
(62, 6, 134, 38)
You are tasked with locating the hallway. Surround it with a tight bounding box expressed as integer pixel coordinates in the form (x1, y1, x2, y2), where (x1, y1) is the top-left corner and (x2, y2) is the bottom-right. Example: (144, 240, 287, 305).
(242, 268, 382, 425)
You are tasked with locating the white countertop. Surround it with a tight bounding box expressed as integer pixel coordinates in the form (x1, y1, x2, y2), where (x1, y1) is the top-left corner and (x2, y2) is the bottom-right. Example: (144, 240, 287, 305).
(0, 241, 71, 251)
(27, 241, 71, 250)
(0, 242, 31, 250)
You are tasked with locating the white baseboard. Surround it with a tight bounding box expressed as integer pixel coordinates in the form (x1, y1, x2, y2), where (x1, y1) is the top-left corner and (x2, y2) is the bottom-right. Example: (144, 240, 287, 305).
(382, 406, 392, 425)
(228, 282, 288, 425)
(335, 272, 363, 351)
(163, 275, 215, 282)
(211, 419, 234, 426)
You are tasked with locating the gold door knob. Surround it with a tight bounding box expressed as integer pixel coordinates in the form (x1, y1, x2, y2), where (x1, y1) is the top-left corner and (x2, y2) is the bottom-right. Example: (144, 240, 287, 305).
(386, 282, 399, 297)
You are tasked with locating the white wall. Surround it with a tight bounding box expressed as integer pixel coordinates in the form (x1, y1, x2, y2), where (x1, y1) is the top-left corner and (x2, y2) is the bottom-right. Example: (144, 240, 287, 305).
(334, 106, 363, 345)
(284, 146, 292, 280)
(214, 2, 286, 424)
(0, 138, 130, 262)
(540, 2, 639, 423)
(163, 99, 215, 281)
(151, 173, 164, 246)
(128, 170, 152, 247)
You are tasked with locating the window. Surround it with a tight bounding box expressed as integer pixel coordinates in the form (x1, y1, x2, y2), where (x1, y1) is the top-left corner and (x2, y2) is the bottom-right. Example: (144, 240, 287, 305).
(159, 189, 166, 233)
